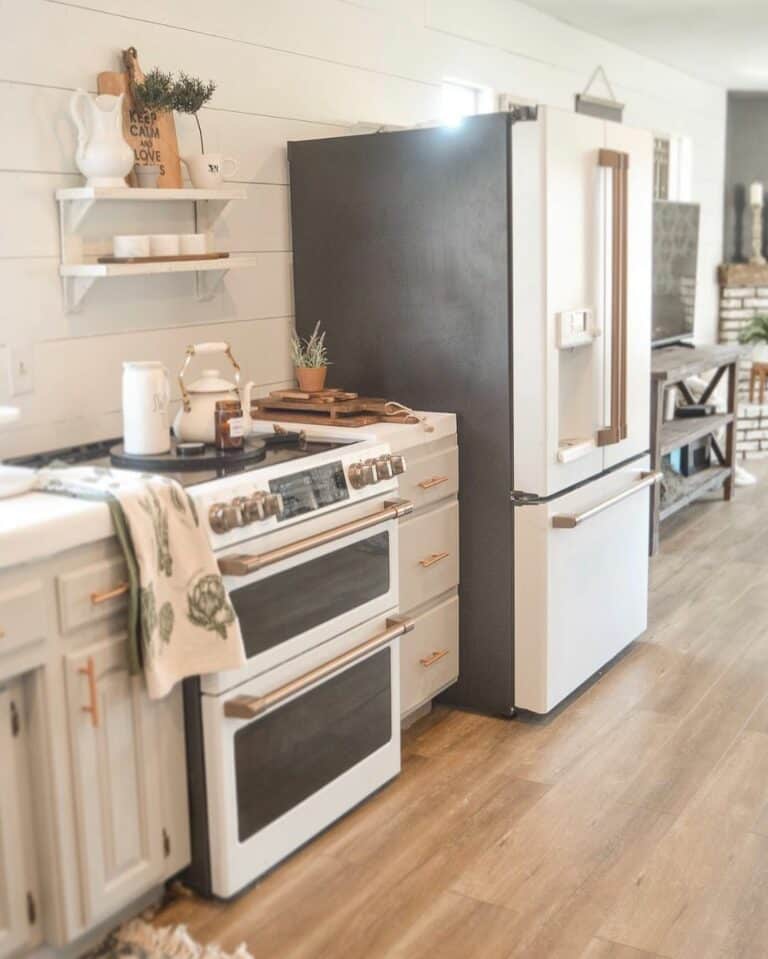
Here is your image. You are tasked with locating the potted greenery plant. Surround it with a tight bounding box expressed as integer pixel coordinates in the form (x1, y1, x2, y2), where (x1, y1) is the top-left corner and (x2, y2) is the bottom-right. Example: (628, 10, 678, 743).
(131, 67, 175, 186)
(739, 314, 768, 363)
(290, 322, 330, 392)
(170, 73, 234, 188)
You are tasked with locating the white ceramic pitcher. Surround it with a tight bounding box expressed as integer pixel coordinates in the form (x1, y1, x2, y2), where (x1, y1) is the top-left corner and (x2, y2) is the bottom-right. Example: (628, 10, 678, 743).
(69, 90, 134, 187)
(122, 362, 171, 456)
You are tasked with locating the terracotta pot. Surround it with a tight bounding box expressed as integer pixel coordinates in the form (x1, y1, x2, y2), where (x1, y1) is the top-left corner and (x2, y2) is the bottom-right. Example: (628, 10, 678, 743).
(295, 366, 328, 392)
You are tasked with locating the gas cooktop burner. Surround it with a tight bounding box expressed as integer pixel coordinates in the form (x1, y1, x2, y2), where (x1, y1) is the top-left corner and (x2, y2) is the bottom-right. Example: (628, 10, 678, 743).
(10, 432, 359, 488)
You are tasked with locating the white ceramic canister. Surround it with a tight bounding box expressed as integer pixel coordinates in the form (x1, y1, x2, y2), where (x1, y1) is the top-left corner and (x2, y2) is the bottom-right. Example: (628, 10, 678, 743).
(179, 233, 209, 255)
(150, 234, 180, 256)
(114, 234, 150, 258)
(122, 361, 171, 455)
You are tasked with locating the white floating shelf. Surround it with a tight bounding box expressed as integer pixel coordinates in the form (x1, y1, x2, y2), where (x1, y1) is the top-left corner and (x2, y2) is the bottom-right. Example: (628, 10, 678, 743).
(59, 254, 259, 311)
(56, 186, 247, 202)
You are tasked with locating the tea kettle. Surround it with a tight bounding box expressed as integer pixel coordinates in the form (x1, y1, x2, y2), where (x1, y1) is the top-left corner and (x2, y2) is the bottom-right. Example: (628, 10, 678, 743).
(173, 342, 255, 444)
(69, 90, 134, 188)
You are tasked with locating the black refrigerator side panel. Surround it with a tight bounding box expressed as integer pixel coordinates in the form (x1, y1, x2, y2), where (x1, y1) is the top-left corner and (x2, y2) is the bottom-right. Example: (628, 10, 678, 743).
(288, 114, 515, 715)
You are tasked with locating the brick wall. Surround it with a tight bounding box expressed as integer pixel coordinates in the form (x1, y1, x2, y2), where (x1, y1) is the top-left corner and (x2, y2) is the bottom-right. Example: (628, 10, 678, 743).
(719, 264, 768, 459)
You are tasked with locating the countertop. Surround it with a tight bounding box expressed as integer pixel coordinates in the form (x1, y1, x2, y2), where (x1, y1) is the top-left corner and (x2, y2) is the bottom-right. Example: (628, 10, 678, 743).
(0, 412, 456, 571)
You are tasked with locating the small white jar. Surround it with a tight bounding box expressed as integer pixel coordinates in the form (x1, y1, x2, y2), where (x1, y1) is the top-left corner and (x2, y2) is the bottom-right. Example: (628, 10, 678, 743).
(149, 234, 181, 256)
(113, 234, 150, 258)
(179, 233, 209, 256)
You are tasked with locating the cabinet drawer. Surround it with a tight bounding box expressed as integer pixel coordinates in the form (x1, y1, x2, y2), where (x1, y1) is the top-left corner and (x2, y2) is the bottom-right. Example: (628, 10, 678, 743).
(401, 595, 459, 716)
(0, 580, 46, 656)
(399, 501, 459, 613)
(398, 446, 458, 509)
(57, 557, 130, 634)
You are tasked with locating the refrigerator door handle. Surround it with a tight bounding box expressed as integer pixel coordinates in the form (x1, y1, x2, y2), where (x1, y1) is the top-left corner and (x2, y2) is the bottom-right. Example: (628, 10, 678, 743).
(552, 471, 661, 529)
(597, 148, 630, 448)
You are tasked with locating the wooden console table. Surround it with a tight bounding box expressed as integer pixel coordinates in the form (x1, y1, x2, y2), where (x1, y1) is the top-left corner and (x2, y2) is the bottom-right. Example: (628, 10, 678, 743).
(650, 344, 743, 554)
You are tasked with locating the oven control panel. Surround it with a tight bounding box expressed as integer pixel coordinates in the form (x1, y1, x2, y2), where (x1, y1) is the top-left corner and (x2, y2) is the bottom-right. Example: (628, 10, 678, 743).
(205, 443, 405, 539)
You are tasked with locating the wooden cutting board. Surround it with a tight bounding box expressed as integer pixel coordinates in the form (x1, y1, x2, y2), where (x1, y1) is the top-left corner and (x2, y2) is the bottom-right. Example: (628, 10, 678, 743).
(97, 47, 182, 188)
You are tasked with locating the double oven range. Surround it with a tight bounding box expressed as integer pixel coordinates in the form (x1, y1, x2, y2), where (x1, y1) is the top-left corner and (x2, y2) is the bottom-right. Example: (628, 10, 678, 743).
(13, 430, 413, 899)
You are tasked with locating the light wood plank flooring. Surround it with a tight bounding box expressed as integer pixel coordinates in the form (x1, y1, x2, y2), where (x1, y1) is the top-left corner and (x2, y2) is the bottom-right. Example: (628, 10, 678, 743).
(158, 468, 768, 958)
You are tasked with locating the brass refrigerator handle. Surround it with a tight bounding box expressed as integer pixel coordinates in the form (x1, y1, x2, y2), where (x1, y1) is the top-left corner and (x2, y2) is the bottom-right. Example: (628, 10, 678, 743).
(223, 616, 415, 719)
(597, 148, 629, 448)
(552, 471, 662, 529)
(78, 656, 100, 728)
(217, 499, 414, 576)
(90, 581, 130, 605)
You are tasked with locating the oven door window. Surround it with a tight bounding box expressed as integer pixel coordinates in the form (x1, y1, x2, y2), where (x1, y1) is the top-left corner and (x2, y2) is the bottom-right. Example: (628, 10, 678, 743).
(234, 647, 392, 841)
(229, 532, 390, 658)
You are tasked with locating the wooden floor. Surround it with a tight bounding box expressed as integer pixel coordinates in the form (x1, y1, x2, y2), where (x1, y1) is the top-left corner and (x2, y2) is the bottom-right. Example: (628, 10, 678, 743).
(158, 467, 768, 958)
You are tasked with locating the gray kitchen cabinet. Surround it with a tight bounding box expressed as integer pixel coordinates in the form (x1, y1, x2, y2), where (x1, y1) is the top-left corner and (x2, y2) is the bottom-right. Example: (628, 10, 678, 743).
(64, 634, 169, 927)
(0, 684, 41, 959)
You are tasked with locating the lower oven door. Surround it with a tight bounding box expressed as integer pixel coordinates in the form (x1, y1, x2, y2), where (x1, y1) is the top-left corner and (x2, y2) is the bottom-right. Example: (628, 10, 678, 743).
(200, 612, 404, 898)
(203, 509, 399, 694)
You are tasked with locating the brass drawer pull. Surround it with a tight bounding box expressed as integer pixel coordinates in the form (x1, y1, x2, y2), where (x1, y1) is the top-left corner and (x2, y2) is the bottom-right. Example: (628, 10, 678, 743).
(90, 582, 130, 605)
(417, 475, 449, 490)
(420, 649, 449, 668)
(419, 551, 450, 568)
(224, 617, 415, 719)
(78, 656, 100, 727)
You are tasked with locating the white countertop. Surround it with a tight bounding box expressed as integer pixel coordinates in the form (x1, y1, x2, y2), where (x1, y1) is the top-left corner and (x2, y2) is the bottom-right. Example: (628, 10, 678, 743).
(0, 412, 456, 571)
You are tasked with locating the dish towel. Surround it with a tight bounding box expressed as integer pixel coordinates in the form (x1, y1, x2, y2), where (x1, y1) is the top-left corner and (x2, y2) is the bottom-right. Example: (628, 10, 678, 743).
(35, 465, 245, 699)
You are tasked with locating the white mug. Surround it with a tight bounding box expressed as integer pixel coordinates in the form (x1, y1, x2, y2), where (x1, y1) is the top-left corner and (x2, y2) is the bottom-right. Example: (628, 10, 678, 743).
(182, 154, 238, 189)
(179, 233, 209, 255)
(122, 361, 171, 455)
(113, 234, 150, 258)
(150, 234, 180, 256)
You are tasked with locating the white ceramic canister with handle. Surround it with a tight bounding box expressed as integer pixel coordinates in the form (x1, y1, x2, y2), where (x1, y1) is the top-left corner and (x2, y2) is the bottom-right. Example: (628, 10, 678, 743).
(122, 361, 171, 455)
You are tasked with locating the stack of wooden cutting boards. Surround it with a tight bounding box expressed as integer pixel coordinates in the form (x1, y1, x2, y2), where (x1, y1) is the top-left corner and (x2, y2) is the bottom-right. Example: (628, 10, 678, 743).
(250, 389, 418, 428)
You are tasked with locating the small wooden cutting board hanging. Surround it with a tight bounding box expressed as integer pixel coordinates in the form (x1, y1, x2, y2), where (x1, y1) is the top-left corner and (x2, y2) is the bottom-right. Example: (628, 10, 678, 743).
(97, 47, 182, 187)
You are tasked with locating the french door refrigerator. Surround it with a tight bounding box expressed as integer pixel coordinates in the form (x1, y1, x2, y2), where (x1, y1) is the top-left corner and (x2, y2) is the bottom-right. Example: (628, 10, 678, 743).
(288, 106, 654, 715)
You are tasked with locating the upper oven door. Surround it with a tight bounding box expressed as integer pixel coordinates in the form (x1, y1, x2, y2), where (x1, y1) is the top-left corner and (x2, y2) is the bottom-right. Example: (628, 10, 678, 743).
(202, 512, 399, 694)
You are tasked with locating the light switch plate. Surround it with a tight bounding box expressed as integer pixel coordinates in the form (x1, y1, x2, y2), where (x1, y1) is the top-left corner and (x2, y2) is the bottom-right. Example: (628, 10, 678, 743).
(8, 346, 34, 396)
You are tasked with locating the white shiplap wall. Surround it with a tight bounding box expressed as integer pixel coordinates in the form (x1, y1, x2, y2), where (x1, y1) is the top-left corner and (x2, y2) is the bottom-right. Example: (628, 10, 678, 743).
(0, 0, 726, 457)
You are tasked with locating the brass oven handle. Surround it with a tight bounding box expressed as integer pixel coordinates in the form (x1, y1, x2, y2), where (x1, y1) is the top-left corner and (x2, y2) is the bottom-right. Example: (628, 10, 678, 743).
(224, 616, 415, 719)
(78, 656, 100, 728)
(90, 582, 130, 605)
(597, 148, 629, 448)
(419, 551, 450, 568)
(420, 649, 449, 668)
(552, 471, 661, 529)
(417, 475, 449, 490)
(218, 499, 414, 577)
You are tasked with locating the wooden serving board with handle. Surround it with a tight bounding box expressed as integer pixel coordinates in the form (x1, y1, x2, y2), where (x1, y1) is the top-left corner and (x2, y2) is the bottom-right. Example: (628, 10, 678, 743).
(251, 394, 418, 428)
(97, 47, 182, 188)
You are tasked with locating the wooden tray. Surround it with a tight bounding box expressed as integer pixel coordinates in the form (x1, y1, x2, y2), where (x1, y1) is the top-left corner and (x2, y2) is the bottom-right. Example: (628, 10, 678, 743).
(251, 394, 418, 428)
(97, 253, 229, 264)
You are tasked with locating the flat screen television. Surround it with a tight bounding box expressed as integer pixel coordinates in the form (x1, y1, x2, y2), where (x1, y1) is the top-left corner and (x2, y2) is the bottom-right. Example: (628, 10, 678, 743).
(652, 200, 700, 347)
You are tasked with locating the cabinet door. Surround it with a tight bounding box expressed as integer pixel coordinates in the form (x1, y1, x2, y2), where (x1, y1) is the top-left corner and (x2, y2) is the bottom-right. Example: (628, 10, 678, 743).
(65, 636, 164, 925)
(0, 686, 37, 959)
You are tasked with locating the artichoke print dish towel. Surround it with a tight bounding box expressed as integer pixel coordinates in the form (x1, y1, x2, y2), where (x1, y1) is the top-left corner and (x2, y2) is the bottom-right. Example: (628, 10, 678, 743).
(35, 466, 246, 699)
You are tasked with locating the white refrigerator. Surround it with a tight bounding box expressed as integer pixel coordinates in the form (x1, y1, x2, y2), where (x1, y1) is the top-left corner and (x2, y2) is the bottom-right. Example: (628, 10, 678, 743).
(288, 105, 655, 716)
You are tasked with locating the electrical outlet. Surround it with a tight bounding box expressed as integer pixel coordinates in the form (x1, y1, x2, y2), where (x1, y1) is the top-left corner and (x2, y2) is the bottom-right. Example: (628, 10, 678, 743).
(8, 346, 34, 396)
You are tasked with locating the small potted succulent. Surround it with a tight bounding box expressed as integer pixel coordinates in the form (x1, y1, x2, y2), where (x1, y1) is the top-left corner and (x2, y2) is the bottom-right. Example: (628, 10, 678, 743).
(739, 314, 768, 363)
(290, 321, 330, 392)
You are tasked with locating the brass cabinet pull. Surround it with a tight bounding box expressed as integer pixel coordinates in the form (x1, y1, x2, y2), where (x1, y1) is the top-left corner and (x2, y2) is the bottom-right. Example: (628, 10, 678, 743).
(420, 649, 449, 668)
(417, 475, 449, 490)
(597, 148, 629, 448)
(419, 551, 450, 568)
(218, 499, 414, 577)
(90, 582, 129, 605)
(78, 656, 100, 727)
(224, 617, 415, 719)
(552, 471, 661, 529)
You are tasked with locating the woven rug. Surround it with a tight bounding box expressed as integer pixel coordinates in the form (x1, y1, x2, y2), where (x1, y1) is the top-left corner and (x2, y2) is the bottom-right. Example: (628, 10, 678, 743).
(85, 918, 254, 959)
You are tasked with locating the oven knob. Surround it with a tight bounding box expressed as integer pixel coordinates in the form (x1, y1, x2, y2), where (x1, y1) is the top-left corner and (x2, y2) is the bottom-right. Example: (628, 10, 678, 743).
(348, 462, 366, 489)
(235, 493, 266, 524)
(376, 455, 394, 479)
(362, 460, 380, 485)
(263, 493, 284, 518)
(390, 454, 406, 476)
(209, 502, 244, 534)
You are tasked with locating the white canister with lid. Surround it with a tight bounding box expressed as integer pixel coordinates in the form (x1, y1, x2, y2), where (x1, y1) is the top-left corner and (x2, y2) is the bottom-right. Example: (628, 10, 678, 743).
(122, 361, 171, 455)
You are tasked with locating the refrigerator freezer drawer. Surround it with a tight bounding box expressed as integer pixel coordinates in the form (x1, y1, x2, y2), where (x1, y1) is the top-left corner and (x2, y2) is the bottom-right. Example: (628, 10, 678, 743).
(514, 457, 651, 714)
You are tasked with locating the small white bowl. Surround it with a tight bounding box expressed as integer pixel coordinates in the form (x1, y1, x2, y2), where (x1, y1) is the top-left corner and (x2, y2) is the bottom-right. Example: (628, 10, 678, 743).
(150, 234, 180, 257)
(179, 233, 209, 256)
(113, 234, 150, 258)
